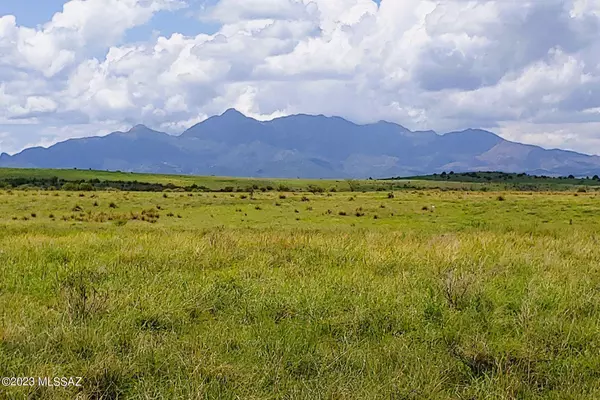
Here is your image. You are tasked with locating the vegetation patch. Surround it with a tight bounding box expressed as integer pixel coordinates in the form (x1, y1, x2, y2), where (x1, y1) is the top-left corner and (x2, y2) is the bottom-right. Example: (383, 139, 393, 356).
(1, 173, 600, 398)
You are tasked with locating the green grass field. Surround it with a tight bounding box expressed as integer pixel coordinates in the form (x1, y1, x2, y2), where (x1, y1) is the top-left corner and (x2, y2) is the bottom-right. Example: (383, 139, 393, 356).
(2, 167, 597, 193)
(2, 167, 584, 193)
(1, 186, 600, 398)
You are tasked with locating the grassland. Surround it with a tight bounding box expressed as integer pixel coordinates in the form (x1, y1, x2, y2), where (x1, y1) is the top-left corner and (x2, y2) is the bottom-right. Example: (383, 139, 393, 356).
(1, 186, 600, 399)
(399, 171, 600, 192)
(5, 167, 594, 193)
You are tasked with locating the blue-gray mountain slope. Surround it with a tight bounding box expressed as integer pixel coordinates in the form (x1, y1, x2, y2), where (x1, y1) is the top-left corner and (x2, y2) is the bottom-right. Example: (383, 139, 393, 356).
(1, 109, 599, 178)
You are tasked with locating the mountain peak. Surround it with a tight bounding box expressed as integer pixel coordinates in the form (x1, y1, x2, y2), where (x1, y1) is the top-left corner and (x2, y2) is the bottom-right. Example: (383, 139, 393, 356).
(221, 108, 246, 118)
(129, 124, 150, 132)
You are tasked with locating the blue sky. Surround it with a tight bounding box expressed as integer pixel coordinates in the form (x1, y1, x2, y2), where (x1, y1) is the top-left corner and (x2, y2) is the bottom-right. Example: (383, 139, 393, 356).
(0, 0, 379, 39)
(1, 0, 600, 155)
(0, 0, 221, 40)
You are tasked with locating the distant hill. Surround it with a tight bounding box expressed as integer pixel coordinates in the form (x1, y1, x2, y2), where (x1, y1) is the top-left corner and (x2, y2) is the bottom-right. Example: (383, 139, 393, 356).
(2, 109, 600, 178)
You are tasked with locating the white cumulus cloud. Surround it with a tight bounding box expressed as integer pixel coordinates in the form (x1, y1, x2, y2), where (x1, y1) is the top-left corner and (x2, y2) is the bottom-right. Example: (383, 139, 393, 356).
(0, 0, 600, 156)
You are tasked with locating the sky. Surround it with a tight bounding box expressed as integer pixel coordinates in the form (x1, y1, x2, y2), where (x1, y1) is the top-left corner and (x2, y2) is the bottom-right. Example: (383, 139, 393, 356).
(0, 0, 599, 155)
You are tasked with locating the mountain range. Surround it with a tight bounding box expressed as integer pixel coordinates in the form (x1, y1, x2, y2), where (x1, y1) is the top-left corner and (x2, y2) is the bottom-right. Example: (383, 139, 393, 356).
(1, 109, 600, 178)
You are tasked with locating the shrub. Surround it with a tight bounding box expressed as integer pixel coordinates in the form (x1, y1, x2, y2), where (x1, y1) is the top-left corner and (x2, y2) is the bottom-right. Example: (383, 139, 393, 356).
(294, 209, 300, 214)
(301, 196, 310, 202)
(279, 194, 287, 200)
(497, 195, 505, 201)
(339, 211, 347, 216)
(388, 192, 395, 199)
(93, 201, 99, 207)
(30, 213, 37, 218)
(72, 205, 83, 212)
(255, 206, 262, 210)
(142, 209, 160, 218)
(422, 206, 429, 211)
(240, 195, 248, 199)
(62, 182, 79, 191)
(163, 193, 168, 198)
(109, 202, 117, 209)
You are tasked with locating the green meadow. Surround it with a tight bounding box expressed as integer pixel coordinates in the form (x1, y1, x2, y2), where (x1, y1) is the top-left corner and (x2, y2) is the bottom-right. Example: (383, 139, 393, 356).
(1, 184, 600, 398)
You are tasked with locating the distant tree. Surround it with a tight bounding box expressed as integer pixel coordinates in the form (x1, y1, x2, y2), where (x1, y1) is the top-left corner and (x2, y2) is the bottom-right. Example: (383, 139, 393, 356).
(593, 175, 600, 181)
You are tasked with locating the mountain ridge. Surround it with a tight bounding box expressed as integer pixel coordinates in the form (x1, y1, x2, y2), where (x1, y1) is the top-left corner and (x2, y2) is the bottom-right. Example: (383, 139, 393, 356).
(1, 109, 599, 178)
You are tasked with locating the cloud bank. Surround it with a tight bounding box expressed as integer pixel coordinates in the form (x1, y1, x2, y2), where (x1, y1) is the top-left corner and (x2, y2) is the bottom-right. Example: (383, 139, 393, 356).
(1, 0, 600, 155)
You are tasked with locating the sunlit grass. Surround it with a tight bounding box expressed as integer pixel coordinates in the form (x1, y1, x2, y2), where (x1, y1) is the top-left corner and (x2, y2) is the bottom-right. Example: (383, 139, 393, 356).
(1, 189, 599, 398)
